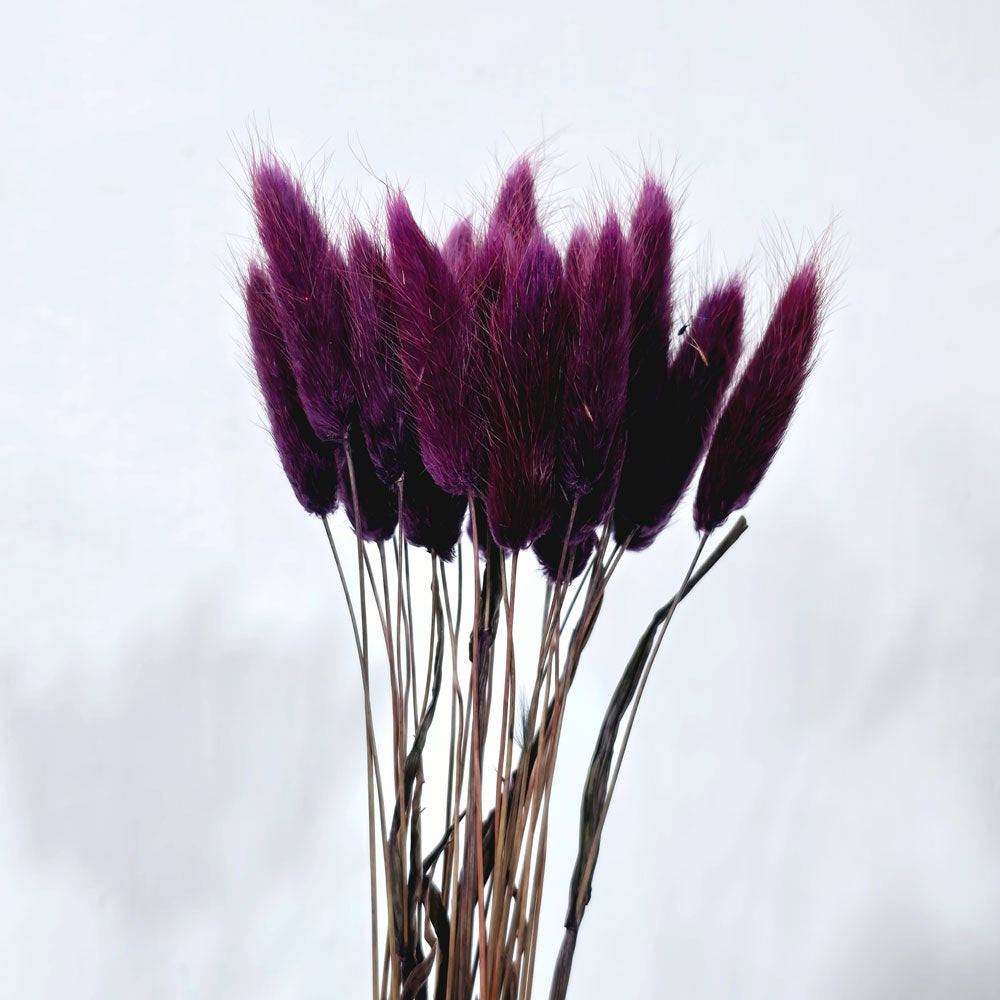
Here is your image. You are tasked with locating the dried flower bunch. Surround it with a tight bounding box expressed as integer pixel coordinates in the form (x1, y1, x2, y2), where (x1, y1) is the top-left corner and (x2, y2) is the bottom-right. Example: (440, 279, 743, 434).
(242, 150, 826, 1000)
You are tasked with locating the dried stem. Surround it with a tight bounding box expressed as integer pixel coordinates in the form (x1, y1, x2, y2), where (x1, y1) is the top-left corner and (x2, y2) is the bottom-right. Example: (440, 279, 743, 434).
(343, 440, 398, 1000)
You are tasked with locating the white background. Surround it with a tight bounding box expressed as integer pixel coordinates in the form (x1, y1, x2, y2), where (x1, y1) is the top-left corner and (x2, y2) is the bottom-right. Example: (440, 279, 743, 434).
(2, 1, 999, 997)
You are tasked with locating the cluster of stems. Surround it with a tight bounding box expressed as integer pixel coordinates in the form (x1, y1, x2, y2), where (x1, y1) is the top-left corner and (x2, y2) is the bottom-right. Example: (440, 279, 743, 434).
(325, 452, 746, 1000)
(242, 150, 827, 999)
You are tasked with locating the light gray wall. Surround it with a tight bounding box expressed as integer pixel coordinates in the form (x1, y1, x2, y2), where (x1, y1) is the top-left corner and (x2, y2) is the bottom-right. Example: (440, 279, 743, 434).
(2, 0, 998, 996)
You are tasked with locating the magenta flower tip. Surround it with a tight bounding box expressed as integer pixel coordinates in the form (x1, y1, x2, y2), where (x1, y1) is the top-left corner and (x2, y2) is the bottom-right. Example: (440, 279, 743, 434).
(344, 227, 408, 486)
(694, 260, 825, 532)
(484, 232, 566, 550)
(387, 193, 482, 496)
(250, 157, 355, 442)
(244, 261, 340, 516)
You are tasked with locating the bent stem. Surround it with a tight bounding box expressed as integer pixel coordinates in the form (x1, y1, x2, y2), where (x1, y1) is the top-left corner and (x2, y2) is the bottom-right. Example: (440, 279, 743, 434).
(548, 516, 748, 1000)
(573, 532, 709, 920)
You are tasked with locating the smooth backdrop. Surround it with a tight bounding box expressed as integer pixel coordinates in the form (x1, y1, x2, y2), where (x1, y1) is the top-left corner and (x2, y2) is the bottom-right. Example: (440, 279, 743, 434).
(2, 1, 999, 997)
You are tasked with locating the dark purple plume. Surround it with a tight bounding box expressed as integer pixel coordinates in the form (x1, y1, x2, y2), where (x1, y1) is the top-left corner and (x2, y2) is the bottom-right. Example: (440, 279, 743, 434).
(564, 226, 597, 306)
(443, 219, 477, 281)
(244, 262, 340, 516)
(626, 178, 674, 375)
(388, 193, 482, 496)
(694, 260, 825, 532)
(558, 213, 631, 501)
(484, 233, 566, 550)
(401, 447, 469, 560)
(533, 525, 597, 582)
(614, 278, 745, 548)
(612, 179, 676, 543)
(338, 421, 400, 543)
(344, 228, 408, 485)
(488, 158, 539, 251)
(251, 158, 354, 441)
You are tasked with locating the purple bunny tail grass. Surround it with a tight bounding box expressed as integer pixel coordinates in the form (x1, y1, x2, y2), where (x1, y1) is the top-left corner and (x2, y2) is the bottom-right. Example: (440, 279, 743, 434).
(338, 421, 400, 543)
(564, 225, 597, 348)
(575, 437, 626, 533)
(614, 277, 745, 549)
(565, 226, 597, 300)
(484, 233, 566, 550)
(401, 446, 469, 561)
(344, 228, 408, 485)
(559, 212, 631, 499)
(611, 179, 676, 545)
(694, 259, 826, 533)
(488, 157, 539, 251)
(442, 219, 477, 281)
(627, 177, 674, 374)
(250, 157, 355, 441)
(533, 524, 597, 582)
(461, 160, 540, 361)
(387, 193, 482, 496)
(244, 262, 340, 516)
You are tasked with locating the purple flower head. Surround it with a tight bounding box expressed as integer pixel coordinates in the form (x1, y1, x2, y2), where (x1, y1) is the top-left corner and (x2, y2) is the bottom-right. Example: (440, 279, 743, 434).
(558, 212, 631, 499)
(401, 446, 469, 560)
(344, 228, 408, 485)
(612, 179, 676, 541)
(244, 262, 340, 515)
(387, 193, 482, 496)
(614, 277, 745, 549)
(627, 178, 674, 374)
(533, 525, 597, 582)
(442, 219, 477, 281)
(338, 421, 400, 543)
(488, 158, 539, 251)
(484, 232, 566, 550)
(471, 159, 540, 335)
(564, 226, 597, 306)
(251, 158, 354, 441)
(694, 260, 825, 532)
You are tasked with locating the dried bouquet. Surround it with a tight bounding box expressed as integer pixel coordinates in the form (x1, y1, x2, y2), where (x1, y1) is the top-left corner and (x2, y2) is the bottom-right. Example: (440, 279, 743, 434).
(240, 151, 827, 1000)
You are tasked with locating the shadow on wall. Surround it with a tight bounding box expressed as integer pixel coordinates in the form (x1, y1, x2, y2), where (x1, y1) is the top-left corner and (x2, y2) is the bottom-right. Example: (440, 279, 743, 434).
(1, 593, 358, 927)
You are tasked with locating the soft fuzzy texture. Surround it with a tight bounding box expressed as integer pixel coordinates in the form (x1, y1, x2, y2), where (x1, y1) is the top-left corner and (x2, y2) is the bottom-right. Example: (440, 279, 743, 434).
(251, 159, 355, 441)
(244, 262, 340, 515)
(344, 228, 409, 485)
(338, 420, 400, 543)
(558, 213, 631, 501)
(487, 158, 539, 250)
(612, 179, 675, 541)
(694, 261, 824, 532)
(532, 524, 597, 582)
(455, 161, 542, 498)
(388, 194, 482, 496)
(246, 154, 824, 554)
(484, 232, 566, 550)
(442, 219, 477, 281)
(400, 446, 469, 560)
(615, 278, 745, 548)
(625, 178, 674, 379)
(564, 226, 597, 307)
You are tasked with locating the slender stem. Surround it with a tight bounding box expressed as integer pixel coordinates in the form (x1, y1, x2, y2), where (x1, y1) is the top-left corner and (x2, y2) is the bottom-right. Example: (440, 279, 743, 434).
(440, 560, 463, 900)
(323, 509, 381, 1000)
(571, 532, 709, 948)
(343, 440, 398, 1000)
(322, 515, 363, 662)
(467, 494, 489, 1000)
(488, 548, 518, 994)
